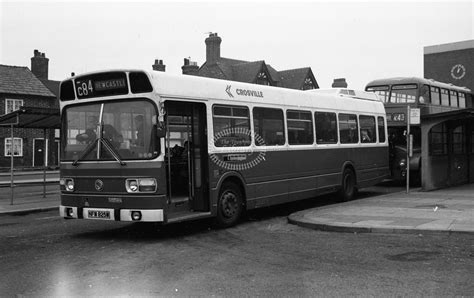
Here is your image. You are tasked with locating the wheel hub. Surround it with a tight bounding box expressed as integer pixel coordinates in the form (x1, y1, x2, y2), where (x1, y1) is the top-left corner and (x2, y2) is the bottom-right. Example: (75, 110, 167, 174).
(221, 191, 237, 217)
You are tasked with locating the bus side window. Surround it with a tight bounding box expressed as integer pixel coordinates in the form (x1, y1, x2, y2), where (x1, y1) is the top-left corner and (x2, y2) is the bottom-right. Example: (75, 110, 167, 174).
(339, 113, 358, 144)
(377, 116, 386, 143)
(359, 115, 376, 143)
(450, 90, 458, 107)
(441, 88, 450, 106)
(253, 107, 285, 146)
(459, 93, 466, 108)
(315, 112, 338, 144)
(287, 110, 313, 145)
(430, 86, 440, 105)
(213, 105, 251, 147)
(420, 85, 430, 103)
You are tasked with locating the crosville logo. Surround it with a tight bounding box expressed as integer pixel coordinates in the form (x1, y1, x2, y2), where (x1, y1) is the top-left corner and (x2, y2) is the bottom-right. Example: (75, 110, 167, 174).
(210, 127, 266, 171)
(225, 85, 234, 98)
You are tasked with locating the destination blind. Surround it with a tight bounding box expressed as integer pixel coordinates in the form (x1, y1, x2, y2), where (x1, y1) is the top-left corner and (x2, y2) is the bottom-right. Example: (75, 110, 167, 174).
(74, 72, 129, 99)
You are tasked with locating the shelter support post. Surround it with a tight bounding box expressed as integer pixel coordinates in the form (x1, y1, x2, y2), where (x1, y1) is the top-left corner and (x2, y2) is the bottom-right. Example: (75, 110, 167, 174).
(10, 124, 14, 205)
(43, 128, 46, 198)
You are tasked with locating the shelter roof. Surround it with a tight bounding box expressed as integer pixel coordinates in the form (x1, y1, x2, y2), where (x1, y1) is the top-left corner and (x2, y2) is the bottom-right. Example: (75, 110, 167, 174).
(421, 108, 474, 121)
(0, 106, 60, 129)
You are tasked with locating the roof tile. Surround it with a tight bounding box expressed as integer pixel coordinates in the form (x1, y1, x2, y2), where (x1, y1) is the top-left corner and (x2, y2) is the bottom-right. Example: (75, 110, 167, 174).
(0, 65, 56, 97)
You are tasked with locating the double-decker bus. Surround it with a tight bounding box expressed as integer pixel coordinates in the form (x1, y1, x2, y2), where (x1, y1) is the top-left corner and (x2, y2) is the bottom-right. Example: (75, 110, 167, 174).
(365, 77, 472, 182)
(59, 70, 388, 227)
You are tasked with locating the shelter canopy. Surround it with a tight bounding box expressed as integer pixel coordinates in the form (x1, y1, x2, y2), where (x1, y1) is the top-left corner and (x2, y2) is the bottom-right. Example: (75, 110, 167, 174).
(0, 106, 60, 129)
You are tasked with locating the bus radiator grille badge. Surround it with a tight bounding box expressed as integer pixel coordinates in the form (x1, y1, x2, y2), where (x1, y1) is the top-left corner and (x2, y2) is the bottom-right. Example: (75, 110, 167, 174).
(95, 179, 104, 191)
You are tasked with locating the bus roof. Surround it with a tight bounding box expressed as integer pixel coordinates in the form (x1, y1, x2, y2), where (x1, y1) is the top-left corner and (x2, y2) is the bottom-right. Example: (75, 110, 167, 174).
(147, 71, 385, 114)
(307, 88, 380, 102)
(365, 77, 471, 93)
(61, 69, 386, 115)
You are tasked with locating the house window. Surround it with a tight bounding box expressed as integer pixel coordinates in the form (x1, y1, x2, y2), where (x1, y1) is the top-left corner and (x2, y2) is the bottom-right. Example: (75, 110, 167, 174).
(4, 138, 23, 157)
(5, 99, 23, 114)
(256, 72, 270, 86)
(303, 78, 314, 90)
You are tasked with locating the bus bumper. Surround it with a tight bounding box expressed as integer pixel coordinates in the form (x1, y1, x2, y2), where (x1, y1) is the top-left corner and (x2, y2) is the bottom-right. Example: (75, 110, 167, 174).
(59, 205, 164, 222)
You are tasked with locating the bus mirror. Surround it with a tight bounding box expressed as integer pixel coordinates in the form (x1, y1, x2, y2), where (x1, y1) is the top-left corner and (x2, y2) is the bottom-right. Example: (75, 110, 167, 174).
(156, 114, 166, 138)
(156, 125, 166, 138)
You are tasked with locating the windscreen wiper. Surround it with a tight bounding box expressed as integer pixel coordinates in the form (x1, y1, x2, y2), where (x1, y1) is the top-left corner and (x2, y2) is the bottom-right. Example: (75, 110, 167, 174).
(100, 138, 126, 166)
(72, 137, 126, 166)
(72, 139, 99, 167)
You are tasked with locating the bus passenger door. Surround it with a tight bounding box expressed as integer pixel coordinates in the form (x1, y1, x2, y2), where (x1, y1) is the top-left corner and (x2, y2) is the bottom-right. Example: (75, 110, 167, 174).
(164, 101, 208, 212)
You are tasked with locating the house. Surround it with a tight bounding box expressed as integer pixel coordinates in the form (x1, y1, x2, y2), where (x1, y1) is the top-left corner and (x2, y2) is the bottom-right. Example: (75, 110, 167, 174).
(0, 50, 60, 170)
(177, 33, 319, 90)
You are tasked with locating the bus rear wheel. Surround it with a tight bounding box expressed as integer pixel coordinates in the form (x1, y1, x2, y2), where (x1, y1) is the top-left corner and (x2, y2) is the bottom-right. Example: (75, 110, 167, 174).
(338, 168, 357, 202)
(215, 182, 243, 228)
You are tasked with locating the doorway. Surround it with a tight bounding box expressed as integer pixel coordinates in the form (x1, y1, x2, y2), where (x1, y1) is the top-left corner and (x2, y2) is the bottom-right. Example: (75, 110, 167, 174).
(33, 139, 48, 167)
(449, 122, 469, 186)
(165, 101, 208, 212)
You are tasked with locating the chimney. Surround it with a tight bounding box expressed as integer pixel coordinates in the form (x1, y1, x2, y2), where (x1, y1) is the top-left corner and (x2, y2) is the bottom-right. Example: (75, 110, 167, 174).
(182, 58, 199, 75)
(152, 59, 166, 72)
(332, 78, 348, 88)
(205, 32, 221, 65)
(31, 49, 49, 80)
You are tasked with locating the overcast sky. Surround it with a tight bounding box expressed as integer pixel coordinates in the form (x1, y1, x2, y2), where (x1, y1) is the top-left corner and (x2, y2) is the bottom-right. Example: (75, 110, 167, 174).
(1, 1, 472, 89)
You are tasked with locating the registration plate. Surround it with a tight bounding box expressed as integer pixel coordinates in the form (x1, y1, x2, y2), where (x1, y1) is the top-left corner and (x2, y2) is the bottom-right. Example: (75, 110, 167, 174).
(88, 210, 110, 219)
(84, 208, 114, 220)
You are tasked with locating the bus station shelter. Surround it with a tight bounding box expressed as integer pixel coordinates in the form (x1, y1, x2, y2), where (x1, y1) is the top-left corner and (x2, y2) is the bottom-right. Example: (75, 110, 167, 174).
(0, 107, 60, 204)
(421, 108, 474, 190)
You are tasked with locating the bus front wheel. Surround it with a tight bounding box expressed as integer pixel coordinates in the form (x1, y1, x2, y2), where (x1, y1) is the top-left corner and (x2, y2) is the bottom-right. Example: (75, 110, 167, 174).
(215, 182, 243, 228)
(338, 168, 357, 202)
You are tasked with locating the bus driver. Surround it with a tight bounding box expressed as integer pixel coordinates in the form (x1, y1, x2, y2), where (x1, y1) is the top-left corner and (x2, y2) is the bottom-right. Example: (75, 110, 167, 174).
(76, 116, 123, 148)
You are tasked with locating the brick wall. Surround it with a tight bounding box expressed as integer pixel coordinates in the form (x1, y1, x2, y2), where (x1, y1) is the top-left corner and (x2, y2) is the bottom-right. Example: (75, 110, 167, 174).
(0, 93, 58, 170)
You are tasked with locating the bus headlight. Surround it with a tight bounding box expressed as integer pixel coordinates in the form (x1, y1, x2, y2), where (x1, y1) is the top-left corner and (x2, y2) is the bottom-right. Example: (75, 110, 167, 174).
(60, 178, 75, 192)
(399, 159, 406, 168)
(125, 178, 157, 193)
(127, 180, 139, 192)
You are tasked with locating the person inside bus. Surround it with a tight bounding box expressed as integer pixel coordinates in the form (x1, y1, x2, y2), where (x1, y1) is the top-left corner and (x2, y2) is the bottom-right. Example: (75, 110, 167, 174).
(76, 116, 123, 148)
(170, 143, 184, 158)
(76, 116, 98, 144)
(361, 130, 372, 143)
(102, 123, 123, 148)
(134, 114, 145, 146)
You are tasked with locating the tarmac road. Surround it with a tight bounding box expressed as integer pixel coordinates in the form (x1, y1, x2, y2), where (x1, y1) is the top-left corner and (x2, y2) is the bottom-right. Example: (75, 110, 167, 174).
(1, 200, 473, 296)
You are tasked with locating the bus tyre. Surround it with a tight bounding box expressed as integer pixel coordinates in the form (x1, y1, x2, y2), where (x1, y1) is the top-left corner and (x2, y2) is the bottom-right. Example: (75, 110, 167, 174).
(338, 168, 357, 202)
(215, 182, 243, 228)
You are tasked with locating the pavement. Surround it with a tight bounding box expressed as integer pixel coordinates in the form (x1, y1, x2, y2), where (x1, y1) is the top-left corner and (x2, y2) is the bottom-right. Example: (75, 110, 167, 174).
(0, 170, 472, 235)
(289, 183, 474, 235)
(0, 170, 60, 215)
